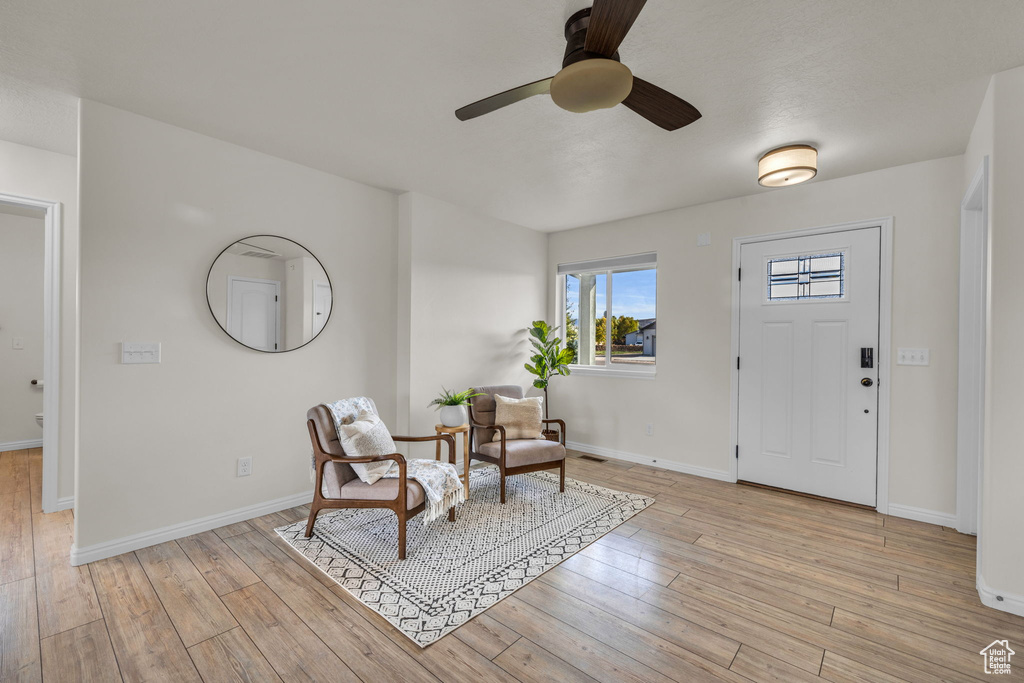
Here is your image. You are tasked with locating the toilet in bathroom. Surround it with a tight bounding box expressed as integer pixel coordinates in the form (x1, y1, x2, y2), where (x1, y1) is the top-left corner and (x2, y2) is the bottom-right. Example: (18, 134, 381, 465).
(35, 413, 43, 428)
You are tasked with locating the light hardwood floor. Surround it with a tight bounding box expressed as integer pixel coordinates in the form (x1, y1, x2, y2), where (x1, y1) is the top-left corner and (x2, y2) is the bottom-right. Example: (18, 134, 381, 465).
(1, 447, 1021, 682)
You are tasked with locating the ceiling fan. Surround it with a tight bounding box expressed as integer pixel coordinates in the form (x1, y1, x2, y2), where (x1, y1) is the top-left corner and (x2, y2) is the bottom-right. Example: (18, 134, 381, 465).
(454, 0, 701, 131)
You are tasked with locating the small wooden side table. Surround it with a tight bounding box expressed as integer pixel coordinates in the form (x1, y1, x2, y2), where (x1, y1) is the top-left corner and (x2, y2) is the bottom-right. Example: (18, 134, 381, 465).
(435, 423, 470, 498)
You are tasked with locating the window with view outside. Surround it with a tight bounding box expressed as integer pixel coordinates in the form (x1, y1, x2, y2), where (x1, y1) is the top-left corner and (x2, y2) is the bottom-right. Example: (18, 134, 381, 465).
(563, 259, 656, 370)
(611, 268, 656, 365)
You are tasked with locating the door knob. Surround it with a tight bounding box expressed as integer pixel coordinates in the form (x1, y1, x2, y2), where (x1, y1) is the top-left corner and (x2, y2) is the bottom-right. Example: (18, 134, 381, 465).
(861, 378, 874, 387)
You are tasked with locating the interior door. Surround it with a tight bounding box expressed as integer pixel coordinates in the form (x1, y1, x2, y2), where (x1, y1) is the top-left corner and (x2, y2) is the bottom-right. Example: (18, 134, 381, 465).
(227, 277, 279, 351)
(737, 227, 880, 506)
(312, 280, 331, 338)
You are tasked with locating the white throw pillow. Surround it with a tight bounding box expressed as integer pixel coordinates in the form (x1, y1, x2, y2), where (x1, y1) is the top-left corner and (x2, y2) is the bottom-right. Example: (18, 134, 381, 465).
(492, 394, 543, 441)
(338, 410, 397, 485)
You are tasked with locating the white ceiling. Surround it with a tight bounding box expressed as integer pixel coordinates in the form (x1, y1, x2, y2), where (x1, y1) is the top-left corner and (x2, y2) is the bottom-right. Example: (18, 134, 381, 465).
(1, 1, 1022, 231)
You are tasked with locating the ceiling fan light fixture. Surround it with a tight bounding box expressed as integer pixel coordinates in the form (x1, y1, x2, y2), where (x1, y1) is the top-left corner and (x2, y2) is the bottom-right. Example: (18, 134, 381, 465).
(550, 58, 633, 114)
(758, 145, 818, 187)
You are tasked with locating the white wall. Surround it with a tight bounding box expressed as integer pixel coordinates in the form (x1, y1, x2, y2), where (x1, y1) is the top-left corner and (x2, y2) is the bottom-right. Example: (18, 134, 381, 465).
(977, 64, 1024, 612)
(0, 211, 45, 443)
(549, 156, 963, 516)
(75, 100, 398, 552)
(397, 192, 548, 452)
(0, 139, 78, 502)
(964, 80, 994, 192)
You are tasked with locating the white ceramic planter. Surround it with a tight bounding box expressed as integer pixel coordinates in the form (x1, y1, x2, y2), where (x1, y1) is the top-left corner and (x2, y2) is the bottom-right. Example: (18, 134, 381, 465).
(439, 405, 468, 427)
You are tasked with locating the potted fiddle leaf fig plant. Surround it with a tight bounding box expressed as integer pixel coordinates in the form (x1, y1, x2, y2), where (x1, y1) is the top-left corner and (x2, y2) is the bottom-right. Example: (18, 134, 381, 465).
(524, 320, 574, 440)
(429, 387, 484, 427)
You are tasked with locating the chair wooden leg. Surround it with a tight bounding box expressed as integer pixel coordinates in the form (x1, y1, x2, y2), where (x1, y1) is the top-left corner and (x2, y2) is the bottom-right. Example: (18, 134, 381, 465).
(304, 503, 319, 538)
(500, 471, 507, 504)
(448, 506, 455, 522)
(560, 460, 566, 492)
(398, 512, 407, 560)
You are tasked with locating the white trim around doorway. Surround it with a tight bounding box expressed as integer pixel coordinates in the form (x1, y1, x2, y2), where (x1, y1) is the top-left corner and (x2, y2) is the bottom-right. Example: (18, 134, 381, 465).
(957, 158, 988, 536)
(728, 217, 894, 513)
(0, 192, 63, 513)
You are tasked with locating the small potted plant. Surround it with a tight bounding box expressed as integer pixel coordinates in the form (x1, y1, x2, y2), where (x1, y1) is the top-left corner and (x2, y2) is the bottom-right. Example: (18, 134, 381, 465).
(524, 320, 574, 440)
(429, 387, 484, 427)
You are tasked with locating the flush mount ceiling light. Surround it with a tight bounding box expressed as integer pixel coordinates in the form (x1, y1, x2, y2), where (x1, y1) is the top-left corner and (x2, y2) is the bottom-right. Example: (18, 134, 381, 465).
(550, 58, 633, 113)
(758, 145, 818, 187)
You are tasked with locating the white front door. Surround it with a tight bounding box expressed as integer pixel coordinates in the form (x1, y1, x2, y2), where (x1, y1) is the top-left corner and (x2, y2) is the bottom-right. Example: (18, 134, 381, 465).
(312, 280, 331, 338)
(737, 227, 880, 506)
(227, 277, 279, 352)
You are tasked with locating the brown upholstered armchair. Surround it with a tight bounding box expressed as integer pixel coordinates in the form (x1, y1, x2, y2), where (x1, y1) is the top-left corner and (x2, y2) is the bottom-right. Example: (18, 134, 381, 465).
(305, 401, 455, 560)
(467, 385, 566, 504)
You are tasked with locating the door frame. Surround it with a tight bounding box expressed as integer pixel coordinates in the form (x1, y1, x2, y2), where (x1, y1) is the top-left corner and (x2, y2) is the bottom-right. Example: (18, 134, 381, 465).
(729, 217, 894, 513)
(0, 192, 63, 513)
(956, 158, 988, 535)
(226, 275, 281, 352)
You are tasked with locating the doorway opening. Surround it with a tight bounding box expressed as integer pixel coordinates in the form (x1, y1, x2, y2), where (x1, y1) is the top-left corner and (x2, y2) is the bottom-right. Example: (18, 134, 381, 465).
(0, 193, 63, 513)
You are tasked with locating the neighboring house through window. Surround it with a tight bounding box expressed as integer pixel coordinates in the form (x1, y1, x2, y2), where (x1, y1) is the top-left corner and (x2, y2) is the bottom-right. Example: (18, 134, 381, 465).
(559, 252, 656, 376)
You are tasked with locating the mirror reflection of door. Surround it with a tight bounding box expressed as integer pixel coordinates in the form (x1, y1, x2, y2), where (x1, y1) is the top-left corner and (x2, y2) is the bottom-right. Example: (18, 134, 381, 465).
(227, 277, 280, 351)
(312, 281, 331, 339)
(207, 236, 332, 352)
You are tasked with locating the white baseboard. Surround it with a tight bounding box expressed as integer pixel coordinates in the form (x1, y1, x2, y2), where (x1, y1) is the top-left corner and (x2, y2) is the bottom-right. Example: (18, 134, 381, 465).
(0, 438, 43, 451)
(886, 503, 958, 528)
(566, 441, 734, 482)
(56, 496, 74, 511)
(978, 573, 1024, 619)
(69, 489, 313, 566)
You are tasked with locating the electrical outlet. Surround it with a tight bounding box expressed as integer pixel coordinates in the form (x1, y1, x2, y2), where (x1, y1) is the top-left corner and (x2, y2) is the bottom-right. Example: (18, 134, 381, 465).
(645, 423, 654, 436)
(696, 232, 711, 247)
(12, 337, 24, 350)
(237, 456, 252, 477)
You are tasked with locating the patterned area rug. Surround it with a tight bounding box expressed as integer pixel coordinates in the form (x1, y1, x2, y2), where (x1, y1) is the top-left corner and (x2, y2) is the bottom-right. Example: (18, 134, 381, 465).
(276, 466, 653, 647)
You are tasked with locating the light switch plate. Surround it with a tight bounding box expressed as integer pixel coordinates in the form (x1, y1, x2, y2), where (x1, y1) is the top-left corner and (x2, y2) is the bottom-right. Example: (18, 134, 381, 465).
(696, 232, 711, 247)
(897, 348, 930, 366)
(121, 342, 161, 364)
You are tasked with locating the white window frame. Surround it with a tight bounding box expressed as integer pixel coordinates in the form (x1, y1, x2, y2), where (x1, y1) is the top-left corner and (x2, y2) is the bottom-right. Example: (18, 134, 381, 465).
(557, 253, 657, 379)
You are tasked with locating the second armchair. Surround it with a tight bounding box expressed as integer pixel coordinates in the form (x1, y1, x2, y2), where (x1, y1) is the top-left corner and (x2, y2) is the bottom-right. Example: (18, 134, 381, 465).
(467, 385, 566, 504)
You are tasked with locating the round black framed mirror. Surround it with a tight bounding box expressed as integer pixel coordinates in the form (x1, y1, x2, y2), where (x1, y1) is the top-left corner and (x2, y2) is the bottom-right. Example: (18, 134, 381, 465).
(206, 235, 332, 352)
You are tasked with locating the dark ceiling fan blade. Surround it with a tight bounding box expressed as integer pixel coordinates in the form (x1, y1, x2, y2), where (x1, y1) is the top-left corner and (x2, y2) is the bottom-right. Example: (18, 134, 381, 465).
(455, 77, 554, 121)
(621, 77, 701, 131)
(584, 0, 648, 58)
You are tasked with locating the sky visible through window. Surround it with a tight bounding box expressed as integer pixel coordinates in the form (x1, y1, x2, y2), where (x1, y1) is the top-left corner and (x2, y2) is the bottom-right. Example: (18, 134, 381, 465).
(565, 269, 656, 322)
